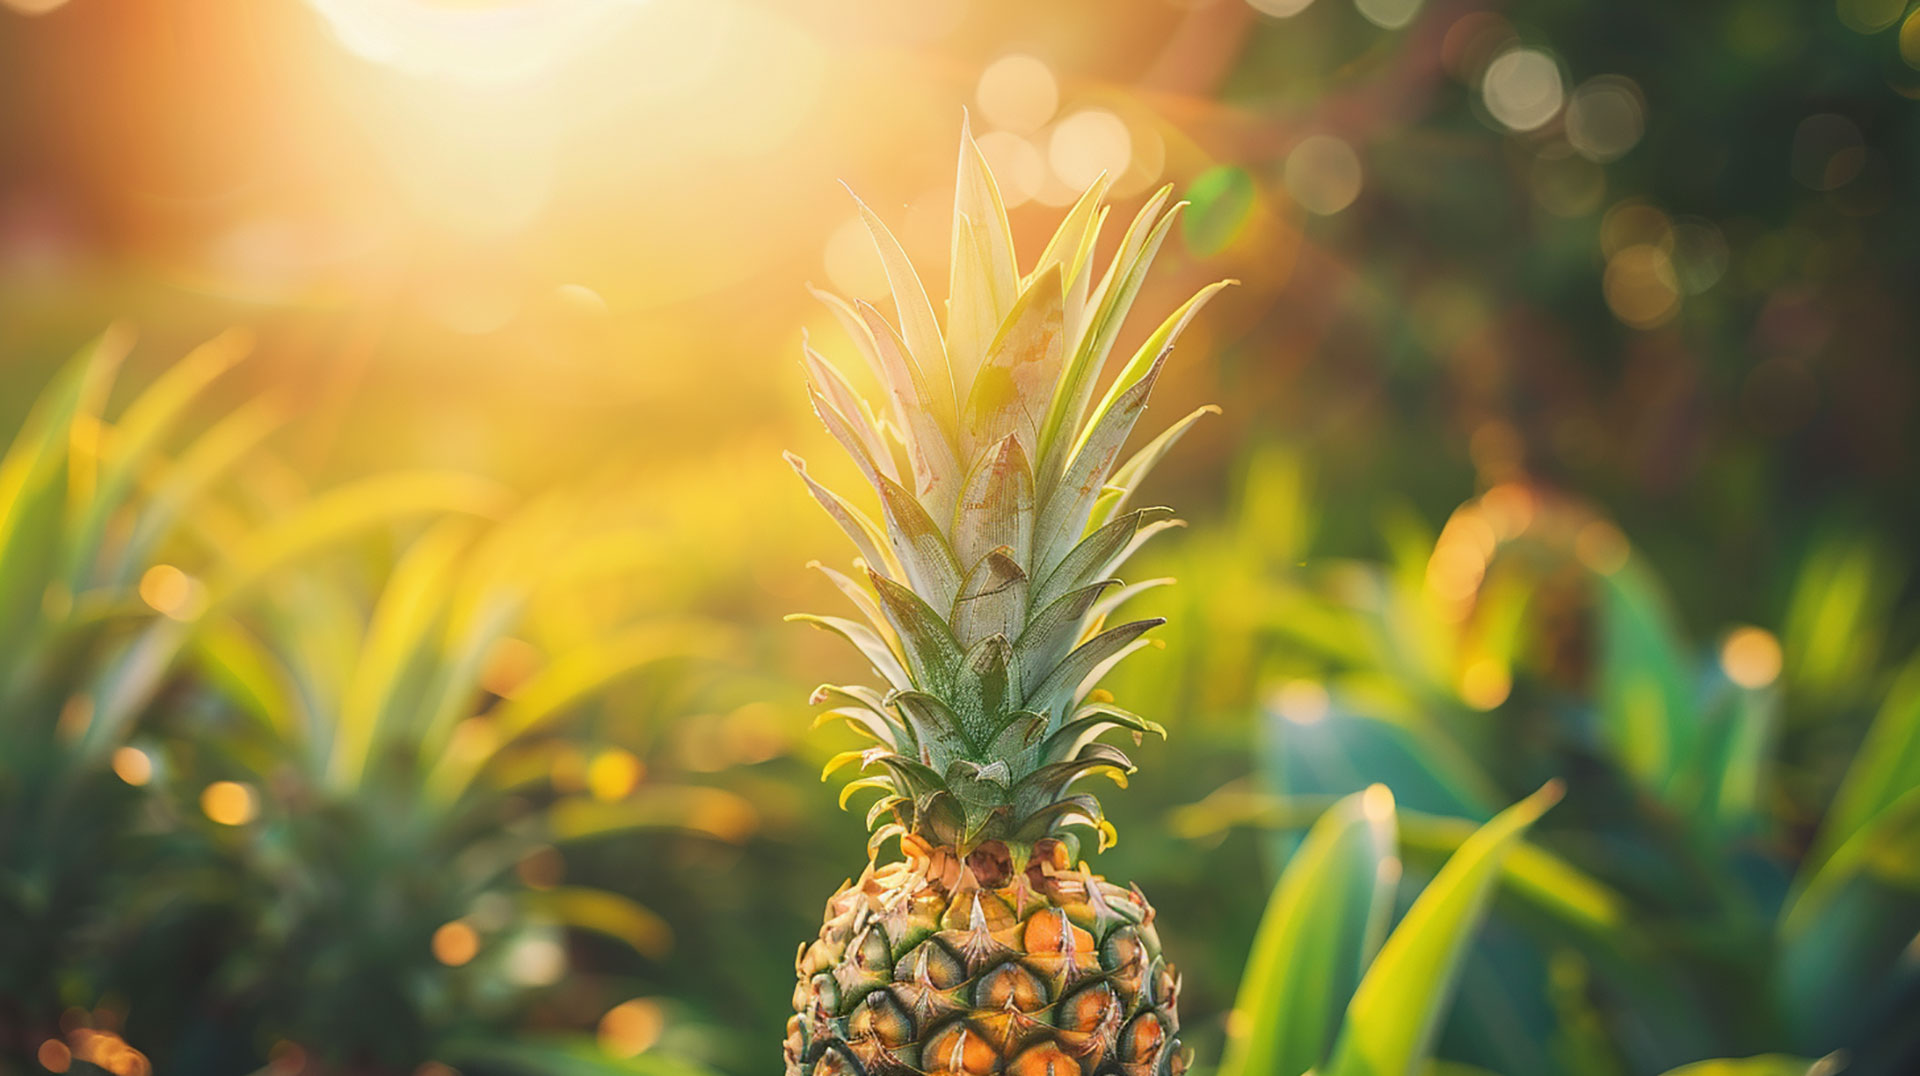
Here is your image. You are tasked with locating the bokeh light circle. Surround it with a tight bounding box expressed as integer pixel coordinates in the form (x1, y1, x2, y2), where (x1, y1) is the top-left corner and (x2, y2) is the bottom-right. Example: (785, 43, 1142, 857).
(1283, 135, 1364, 216)
(974, 131, 1047, 208)
(1246, 0, 1316, 17)
(1604, 244, 1682, 329)
(1049, 109, 1132, 192)
(1791, 114, 1866, 191)
(975, 54, 1058, 134)
(1357, 0, 1424, 31)
(1565, 76, 1645, 162)
(1482, 48, 1565, 132)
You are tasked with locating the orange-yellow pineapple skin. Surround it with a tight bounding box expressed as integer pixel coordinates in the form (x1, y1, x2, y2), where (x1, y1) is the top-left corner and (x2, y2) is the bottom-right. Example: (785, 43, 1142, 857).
(784, 840, 1186, 1076)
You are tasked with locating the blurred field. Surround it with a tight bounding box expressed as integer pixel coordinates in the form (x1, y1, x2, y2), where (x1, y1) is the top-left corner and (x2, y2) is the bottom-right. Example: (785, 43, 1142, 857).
(1, 1, 1917, 1075)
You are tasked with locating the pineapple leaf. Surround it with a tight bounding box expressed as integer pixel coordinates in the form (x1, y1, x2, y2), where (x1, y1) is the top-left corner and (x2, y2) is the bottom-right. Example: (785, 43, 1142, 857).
(329, 517, 473, 792)
(1801, 648, 1920, 883)
(786, 452, 901, 579)
(814, 707, 900, 748)
(946, 116, 1019, 391)
(1324, 781, 1564, 1076)
(1025, 618, 1164, 727)
(961, 264, 1065, 462)
(1032, 507, 1172, 612)
(0, 329, 131, 679)
(64, 329, 250, 594)
(1219, 786, 1400, 1076)
(891, 691, 975, 756)
(811, 561, 902, 654)
(804, 342, 895, 481)
(520, 886, 672, 959)
(952, 632, 1018, 741)
(115, 395, 285, 586)
(839, 775, 896, 810)
(1013, 741, 1135, 807)
(789, 614, 913, 693)
(546, 787, 759, 844)
(1013, 793, 1106, 842)
(1027, 175, 1111, 337)
(851, 190, 955, 430)
(1014, 580, 1120, 690)
(950, 548, 1027, 652)
(1093, 404, 1222, 528)
(806, 379, 886, 488)
(1033, 352, 1167, 582)
(1087, 577, 1174, 624)
(1036, 191, 1177, 471)
(868, 570, 965, 697)
(858, 303, 962, 517)
(952, 434, 1035, 574)
(1041, 703, 1167, 764)
(875, 472, 962, 611)
(809, 284, 890, 390)
(428, 621, 731, 803)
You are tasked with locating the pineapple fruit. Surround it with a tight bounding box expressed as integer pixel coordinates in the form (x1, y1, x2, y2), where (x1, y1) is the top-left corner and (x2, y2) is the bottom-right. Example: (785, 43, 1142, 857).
(784, 121, 1228, 1076)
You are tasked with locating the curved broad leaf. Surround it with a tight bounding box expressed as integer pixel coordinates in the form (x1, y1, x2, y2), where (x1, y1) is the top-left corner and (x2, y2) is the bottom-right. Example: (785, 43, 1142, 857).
(521, 886, 672, 958)
(1220, 786, 1400, 1076)
(1656, 1057, 1825, 1076)
(440, 1035, 717, 1076)
(1324, 781, 1564, 1076)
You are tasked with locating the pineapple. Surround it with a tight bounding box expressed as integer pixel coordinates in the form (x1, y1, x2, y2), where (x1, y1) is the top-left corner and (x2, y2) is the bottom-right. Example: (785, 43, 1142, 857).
(782, 121, 1228, 1076)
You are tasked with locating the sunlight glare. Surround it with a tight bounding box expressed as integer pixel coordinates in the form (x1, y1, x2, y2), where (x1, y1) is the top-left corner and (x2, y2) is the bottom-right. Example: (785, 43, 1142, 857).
(307, 0, 650, 87)
(1049, 109, 1132, 192)
(976, 54, 1059, 134)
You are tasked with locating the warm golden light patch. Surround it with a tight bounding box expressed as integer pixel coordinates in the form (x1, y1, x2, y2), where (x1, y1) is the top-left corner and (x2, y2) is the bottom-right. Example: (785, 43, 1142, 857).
(1601, 202, 1673, 258)
(201, 781, 258, 826)
(479, 636, 541, 698)
(976, 54, 1058, 135)
(1574, 520, 1630, 575)
(1460, 659, 1513, 710)
(587, 747, 644, 801)
(1426, 539, 1488, 602)
(37, 1039, 72, 1073)
(1272, 679, 1331, 725)
(505, 936, 567, 985)
(137, 565, 196, 619)
(1721, 626, 1783, 689)
(975, 131, 1047, 209)
(413, 1063, 459, 1076)
(1361, 782, 1396, 822)
(1604, 245, 1681, 329)
(111, 747, 153, 787)
(598, 998, 665, 1058)
(431, 920, 481, 966)
(822, 216, 890, 301)
(1049, 109, 1132, 192)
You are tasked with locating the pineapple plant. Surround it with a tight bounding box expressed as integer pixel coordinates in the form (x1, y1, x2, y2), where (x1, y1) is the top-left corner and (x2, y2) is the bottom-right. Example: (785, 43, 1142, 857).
(782, 122, 1229, 1076)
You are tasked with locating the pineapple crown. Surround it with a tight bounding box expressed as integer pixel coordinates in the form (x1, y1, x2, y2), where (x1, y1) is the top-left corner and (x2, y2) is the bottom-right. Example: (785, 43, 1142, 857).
(789, 119, 1229, 865)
